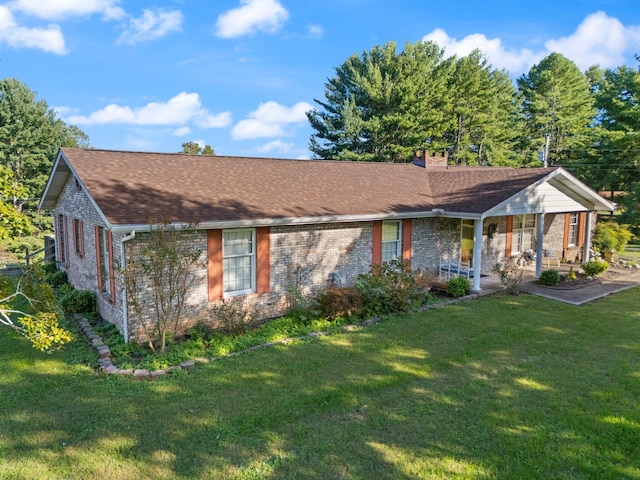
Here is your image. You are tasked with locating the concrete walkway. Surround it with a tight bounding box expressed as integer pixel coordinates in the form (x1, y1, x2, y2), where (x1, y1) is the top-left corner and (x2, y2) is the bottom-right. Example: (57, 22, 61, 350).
(518, 267, 640, 305)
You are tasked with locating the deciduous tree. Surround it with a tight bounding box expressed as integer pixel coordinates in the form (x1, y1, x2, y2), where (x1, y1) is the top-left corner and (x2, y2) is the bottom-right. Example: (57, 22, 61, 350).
(0, 78, 89, 212)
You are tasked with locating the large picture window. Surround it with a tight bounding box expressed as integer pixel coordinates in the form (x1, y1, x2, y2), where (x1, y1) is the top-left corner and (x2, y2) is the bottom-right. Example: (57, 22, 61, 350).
(512, 214, 536, 254)
(223, 229, 255, 294)
(381, 221, 402, 263)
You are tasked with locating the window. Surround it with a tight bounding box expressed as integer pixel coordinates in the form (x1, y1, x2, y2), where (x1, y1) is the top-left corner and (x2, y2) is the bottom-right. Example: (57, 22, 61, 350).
(223, 229, 255, 294)
(96, 226, 114, 302)
(567, 213, 579, 246)
(381, 221, 402, 263)
(57, 214, 66, 264)
(73, 219, 84, 257)
(512, 214, 536, 254)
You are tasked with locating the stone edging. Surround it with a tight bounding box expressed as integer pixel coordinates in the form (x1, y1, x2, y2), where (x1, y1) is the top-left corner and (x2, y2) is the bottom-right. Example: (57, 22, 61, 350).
(73, 314, 381, 381)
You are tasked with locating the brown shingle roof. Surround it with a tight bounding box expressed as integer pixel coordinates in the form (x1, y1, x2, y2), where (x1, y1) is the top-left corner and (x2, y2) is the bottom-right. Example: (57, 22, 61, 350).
(58, 148, 556, 226)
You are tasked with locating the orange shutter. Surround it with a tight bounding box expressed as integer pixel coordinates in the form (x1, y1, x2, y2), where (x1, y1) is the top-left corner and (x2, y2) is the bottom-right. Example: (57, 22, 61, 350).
(372, 221, 382, 265)
(578, 212, 586, 247)
(256, 227, 271, 294)
(95, 226, 102, 293)
(107, 230, 115, 303)
(402, 219, 412, 267)
(505, 216, 513, 257)
(207, 230, 223, 301)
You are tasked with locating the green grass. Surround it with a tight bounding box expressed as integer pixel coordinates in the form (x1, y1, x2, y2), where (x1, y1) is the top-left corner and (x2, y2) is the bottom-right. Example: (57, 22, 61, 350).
(1, 289, 640, 479)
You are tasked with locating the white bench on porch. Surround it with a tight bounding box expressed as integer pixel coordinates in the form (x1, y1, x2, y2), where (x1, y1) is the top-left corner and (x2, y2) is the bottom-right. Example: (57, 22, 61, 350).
(439, 256, 474, 281)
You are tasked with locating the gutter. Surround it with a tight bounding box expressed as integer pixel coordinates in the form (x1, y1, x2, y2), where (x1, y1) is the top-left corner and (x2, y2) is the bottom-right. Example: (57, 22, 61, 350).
(109, 211, 484, 234)
(119, 230, 136, 343)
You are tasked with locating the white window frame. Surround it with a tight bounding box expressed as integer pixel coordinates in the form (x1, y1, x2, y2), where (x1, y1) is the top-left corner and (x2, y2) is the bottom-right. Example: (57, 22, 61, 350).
(223, 228, 256, 296)
(381, 220, 402, 263)
(512, 214, 536, 255)
(567, 213, 579, 247)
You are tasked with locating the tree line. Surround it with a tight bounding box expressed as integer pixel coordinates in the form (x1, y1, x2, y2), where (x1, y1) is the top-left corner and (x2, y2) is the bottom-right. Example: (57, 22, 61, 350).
(307, 41, 639, 226)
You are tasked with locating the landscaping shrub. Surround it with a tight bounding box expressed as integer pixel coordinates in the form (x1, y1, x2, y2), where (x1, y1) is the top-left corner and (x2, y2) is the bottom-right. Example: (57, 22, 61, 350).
(593, 222, 633, 255)
(567, 267, 577, 281)
(59, 286, 96, 314)
(355, 259, 427, 317)
(538, 269, 560, 286)
(446, 277, 471, 298)
(314, 285, 363, 320)
(41, 262, 58, 275)
(211, 297, 252, 335)
(44, 269, 67, 288)
(491, 259, 523, 295)
(582, 260, 609, 277)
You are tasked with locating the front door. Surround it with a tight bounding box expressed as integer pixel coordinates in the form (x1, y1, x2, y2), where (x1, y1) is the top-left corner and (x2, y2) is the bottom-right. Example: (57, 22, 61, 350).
(461, 219, 474, 264)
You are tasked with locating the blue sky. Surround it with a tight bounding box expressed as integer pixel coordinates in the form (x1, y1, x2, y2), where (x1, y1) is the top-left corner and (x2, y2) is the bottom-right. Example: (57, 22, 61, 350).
(1, 0, 639, 158)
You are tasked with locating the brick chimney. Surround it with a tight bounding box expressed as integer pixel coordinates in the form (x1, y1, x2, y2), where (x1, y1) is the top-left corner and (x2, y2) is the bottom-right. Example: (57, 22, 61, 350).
(412, 149, 448, 169)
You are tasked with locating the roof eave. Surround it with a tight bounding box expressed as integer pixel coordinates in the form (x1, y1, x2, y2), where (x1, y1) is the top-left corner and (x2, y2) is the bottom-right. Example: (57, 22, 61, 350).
(109, 210, 484, 234)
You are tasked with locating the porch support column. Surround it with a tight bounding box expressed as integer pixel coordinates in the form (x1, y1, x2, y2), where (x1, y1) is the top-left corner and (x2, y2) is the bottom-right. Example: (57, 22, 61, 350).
(582, 211, 593, 263)
(535, 213, 545, 277)
(472, 218, 483, 292)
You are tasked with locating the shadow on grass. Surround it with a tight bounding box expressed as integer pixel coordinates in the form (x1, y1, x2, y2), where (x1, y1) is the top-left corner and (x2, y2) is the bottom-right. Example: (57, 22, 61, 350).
(1, 289, 639, 479)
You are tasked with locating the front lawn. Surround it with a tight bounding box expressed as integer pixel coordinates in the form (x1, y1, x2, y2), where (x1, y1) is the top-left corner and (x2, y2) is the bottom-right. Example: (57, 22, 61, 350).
(1, 289, 639, 479)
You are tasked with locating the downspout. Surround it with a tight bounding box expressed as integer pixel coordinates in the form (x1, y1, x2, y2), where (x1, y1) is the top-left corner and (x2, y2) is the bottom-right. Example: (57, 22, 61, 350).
(119, 231, 136, 343)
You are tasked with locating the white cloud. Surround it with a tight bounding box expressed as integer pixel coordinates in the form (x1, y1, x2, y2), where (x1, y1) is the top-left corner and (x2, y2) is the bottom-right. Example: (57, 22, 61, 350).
(8, 0, 125, 21)
(232, 101, 312, 140)
(172, 126, 191, 137)
(117, 9, 182, 45)
(307, 24, 324, 39)
(0, 6, 67, 54)
(257, 139, 294, 153)
(423, 11, 640, 73)
(215, 0, 289, 38)
(64, 92, 232, 129)
(423, 28, 539, 74)
(195, 112, 233, 128)
(545, 11, 640, 69)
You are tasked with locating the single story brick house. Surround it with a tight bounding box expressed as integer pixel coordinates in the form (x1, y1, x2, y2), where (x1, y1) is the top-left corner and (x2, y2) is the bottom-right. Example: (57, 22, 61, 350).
(39, 148, 615, 343)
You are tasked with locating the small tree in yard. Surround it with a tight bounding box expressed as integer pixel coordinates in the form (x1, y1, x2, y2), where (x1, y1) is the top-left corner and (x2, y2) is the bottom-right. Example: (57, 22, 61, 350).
(123, 223, 203, 353)
(0, 268, 72, 352)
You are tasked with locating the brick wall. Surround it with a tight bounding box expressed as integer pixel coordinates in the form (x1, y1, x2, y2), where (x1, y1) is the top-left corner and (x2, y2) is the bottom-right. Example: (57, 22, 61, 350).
(54, 177, 126, 333)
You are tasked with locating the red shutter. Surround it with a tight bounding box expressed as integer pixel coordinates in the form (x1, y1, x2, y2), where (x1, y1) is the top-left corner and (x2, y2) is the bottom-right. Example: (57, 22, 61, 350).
(505, 216, 513, 257)
(563, 213, 570, 249)
(256, 227, 271, 294)
(107, 230, 115, 303)
(578, 212, 586, 247)
(402, 219, 412, 268)
(372, 221, 382, 265)
(207, 230, 223, 301)
(95, 226, 103, 293)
